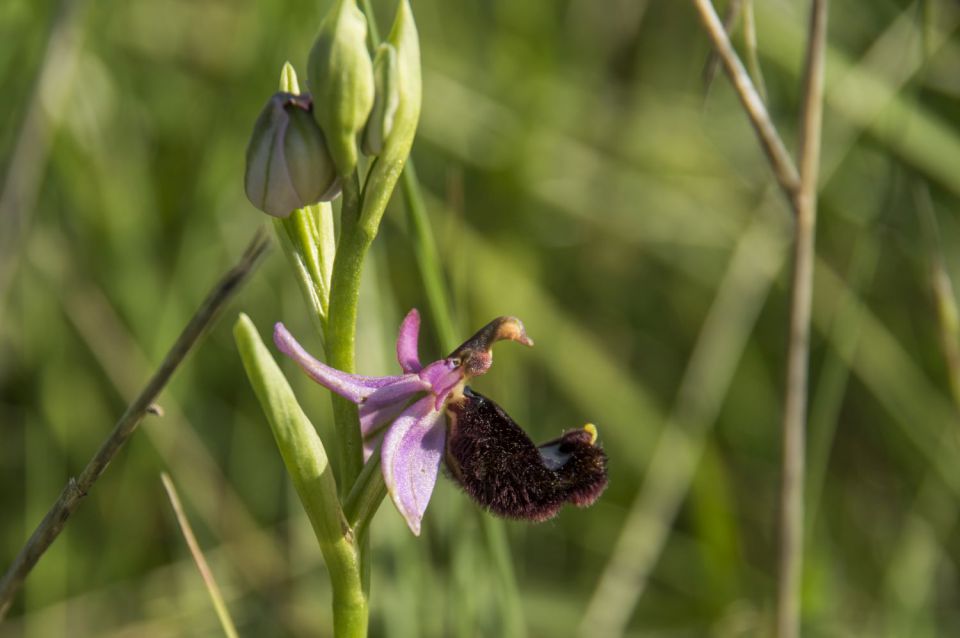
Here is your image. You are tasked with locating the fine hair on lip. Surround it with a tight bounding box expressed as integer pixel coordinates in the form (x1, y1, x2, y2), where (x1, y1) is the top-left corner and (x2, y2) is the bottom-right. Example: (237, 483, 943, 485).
(444, 387, 608, 522)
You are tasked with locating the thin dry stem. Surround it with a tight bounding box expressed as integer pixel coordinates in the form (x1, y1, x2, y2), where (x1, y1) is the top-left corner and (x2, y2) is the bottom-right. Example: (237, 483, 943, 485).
(702, 0, 743, 94)
(692, 1, 827, 635)
(742, 0, 768, 102)
(692, 0, 801, 205)
(0, 229, 270, 619)
(777, 2, 827, 637)
(160, 473, 240, 638)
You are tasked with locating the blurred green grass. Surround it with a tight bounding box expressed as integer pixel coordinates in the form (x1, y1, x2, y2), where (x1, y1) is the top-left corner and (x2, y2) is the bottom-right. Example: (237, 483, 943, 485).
(3, 0, 960, 635)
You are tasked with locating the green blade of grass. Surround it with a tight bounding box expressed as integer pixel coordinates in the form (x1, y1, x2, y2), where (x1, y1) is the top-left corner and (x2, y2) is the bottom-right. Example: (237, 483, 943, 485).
(160, 472, 240, 638)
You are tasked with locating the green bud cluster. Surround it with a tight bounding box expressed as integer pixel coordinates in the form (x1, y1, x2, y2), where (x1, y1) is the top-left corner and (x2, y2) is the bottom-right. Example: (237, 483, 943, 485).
(244, 0, 419, 220)
(358, 0, 420, 231)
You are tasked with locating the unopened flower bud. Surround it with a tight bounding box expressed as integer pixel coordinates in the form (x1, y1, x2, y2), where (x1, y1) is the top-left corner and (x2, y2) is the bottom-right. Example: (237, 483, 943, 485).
(362, 44, 400, 156)
(244, 92, 340, 218)
(307, 0, 374, 176)
(357, 0, 421, 230)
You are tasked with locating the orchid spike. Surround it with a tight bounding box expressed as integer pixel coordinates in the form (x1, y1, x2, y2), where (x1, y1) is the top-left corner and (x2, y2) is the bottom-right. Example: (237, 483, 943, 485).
(274, 309, 607, 535)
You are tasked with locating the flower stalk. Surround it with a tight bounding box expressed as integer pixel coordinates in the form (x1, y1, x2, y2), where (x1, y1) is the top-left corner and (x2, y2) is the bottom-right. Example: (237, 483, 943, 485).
(240, 1, 421, 627)
(324, 172, 373, 498)
(238, 1, 606, 636)
(318, 0, 420, 503)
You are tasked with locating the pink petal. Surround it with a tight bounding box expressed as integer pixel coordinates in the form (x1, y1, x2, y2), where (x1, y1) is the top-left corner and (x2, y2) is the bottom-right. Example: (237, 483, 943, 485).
(358, 376, 430, 461)
(359, 394, 414, 436)
(419, 360, 464, 409)
(381, 395, 446, 535)
(274, 323, 404, 403)
(396, 308, 422, 373)
(362, 376, 429, 410)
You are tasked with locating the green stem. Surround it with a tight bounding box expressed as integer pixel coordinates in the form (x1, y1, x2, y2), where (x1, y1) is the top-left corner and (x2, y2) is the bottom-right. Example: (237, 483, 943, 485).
(324, 173, 377, 609)
(325, 175, 369, 500)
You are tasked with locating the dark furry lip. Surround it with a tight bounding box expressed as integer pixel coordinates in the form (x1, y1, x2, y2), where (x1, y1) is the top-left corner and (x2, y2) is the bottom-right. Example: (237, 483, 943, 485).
(445, 387, 608, 522)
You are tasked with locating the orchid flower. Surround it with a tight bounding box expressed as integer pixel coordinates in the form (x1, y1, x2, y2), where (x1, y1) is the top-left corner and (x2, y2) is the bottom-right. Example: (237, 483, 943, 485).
(274, 309, 608, 534)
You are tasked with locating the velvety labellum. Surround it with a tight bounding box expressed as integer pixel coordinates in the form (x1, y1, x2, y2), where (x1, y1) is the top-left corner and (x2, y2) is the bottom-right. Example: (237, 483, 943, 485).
(444, 387, 608, 522)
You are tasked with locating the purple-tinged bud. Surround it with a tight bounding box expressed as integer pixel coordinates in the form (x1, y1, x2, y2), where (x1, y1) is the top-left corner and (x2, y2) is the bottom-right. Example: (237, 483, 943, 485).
(244, 92, 340, 217)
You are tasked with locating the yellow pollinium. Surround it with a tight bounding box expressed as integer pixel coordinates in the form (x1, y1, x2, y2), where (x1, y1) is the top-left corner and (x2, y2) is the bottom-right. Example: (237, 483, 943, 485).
(583, 423, 598, 445)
